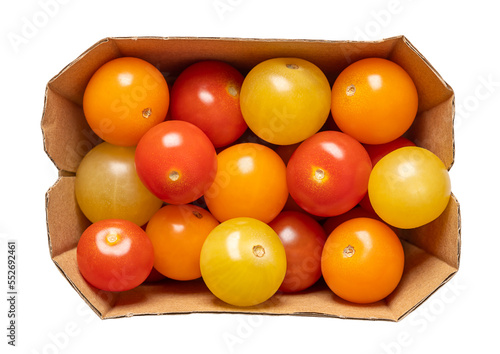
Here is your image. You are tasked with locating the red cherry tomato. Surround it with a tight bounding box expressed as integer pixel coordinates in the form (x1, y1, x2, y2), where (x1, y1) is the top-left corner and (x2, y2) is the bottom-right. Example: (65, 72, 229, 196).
(77, 219, 154, 292)
(359, 137, 416, 212)
(287, 131, 372, 217)
(170, 60, 247, 148)
(135, 120, 217, 204)
(268, 211, 327, 292)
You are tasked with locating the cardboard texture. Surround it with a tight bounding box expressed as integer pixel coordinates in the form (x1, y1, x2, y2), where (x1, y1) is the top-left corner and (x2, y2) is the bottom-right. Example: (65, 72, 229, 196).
(42, 36, 460, 321)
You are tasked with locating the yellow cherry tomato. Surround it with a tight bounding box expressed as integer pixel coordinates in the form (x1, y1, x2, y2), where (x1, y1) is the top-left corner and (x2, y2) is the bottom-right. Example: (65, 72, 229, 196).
(368, 146, 451, 229)
(240, 57, 331, 145)
(200, 217, 287, 307)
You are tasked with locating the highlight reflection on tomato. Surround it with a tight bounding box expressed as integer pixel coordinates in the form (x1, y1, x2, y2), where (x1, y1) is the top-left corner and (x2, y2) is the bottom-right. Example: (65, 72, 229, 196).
(200, 217, 287, 307)
(77, 219, 154, 292)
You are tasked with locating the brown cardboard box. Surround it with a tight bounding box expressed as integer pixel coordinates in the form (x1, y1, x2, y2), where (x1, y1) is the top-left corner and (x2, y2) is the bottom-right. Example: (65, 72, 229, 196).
(42, 36, 460, 321)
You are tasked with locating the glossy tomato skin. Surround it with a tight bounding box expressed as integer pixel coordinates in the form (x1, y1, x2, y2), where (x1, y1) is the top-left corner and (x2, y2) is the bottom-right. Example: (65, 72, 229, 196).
(170, 60, 247, 148)
(83, 57, 169, 146)
(368, 146, 451, 229)
(331, 58, 418, 144)
(322, 206, 381, 236)
(145, 204, 219, 281)
(359, 137, 416, 212)
(240, 57, 331, 145)
(287, 131, 372, 217)
(135, 120, 217, 205)
(204, 143, 288, 223)
(321, 217, 405, 304)
(77, 219, 154, 292)
(200, 217, 287, 307)
(268, 211, 327, 292)
(75, 142, 163, 226)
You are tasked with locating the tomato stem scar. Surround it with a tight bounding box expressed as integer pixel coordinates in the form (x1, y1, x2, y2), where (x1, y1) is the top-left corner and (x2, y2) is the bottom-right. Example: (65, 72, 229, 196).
(315, 168, 325, 180)
(286, 64, 299, 69)
(142, 107, 152, 118)
(227, 85, 238, 97)
(343, 245, 355, 257)
(106, 233, 120, 245)
(253, 245, 265, 257)
(192, 211, 203, 219)
(346, 85, 356, 96)
(169, 170, 180, 181)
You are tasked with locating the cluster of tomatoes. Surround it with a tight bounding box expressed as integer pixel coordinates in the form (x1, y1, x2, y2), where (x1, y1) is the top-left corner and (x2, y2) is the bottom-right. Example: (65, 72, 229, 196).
(75, 55, 451, 307)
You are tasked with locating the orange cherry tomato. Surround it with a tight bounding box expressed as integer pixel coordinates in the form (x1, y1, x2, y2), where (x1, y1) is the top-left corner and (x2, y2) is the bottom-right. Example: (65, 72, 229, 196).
(83, 57, 169, 146)
(331, 58, 418, 144)
(145, 204, 219, 281)
(321, 217, 405, 304)
(204, 143, 288, 223)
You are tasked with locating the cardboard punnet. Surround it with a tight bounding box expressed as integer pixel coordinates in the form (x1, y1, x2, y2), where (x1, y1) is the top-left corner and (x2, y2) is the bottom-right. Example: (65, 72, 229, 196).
(42, 36, 460, 321)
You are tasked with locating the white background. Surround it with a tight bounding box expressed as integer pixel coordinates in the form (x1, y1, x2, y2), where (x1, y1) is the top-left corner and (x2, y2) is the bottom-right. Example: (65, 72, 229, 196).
(0, 0, 499, 353)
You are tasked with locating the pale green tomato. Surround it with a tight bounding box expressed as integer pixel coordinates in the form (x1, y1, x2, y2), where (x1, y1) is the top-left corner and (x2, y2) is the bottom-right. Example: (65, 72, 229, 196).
(368, 146, 451, 229)
(200, 217, 287, 307)
(75, 142, 163, 226)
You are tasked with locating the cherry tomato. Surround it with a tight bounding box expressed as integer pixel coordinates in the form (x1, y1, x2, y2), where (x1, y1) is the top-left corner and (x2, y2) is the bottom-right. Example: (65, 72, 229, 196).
(170, 60, 247, 148)
(268, 211, 326, 293)
(83, 57, 169, 146)
(204, 143, 288, 223)
(331, 58, 418, 144)
(135, 120, 217, 205)
(321, 217, 405, 304)
(77, 219, 154, 292)
(75, 142, 163, 226)
(368, 146, 451, 229)
(286, 131, 372, 217)
(240, 57, 331, 145)
(200, 217, 286, 307)
(359, 137, 416, 212)
(145, 205, 219, 281)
